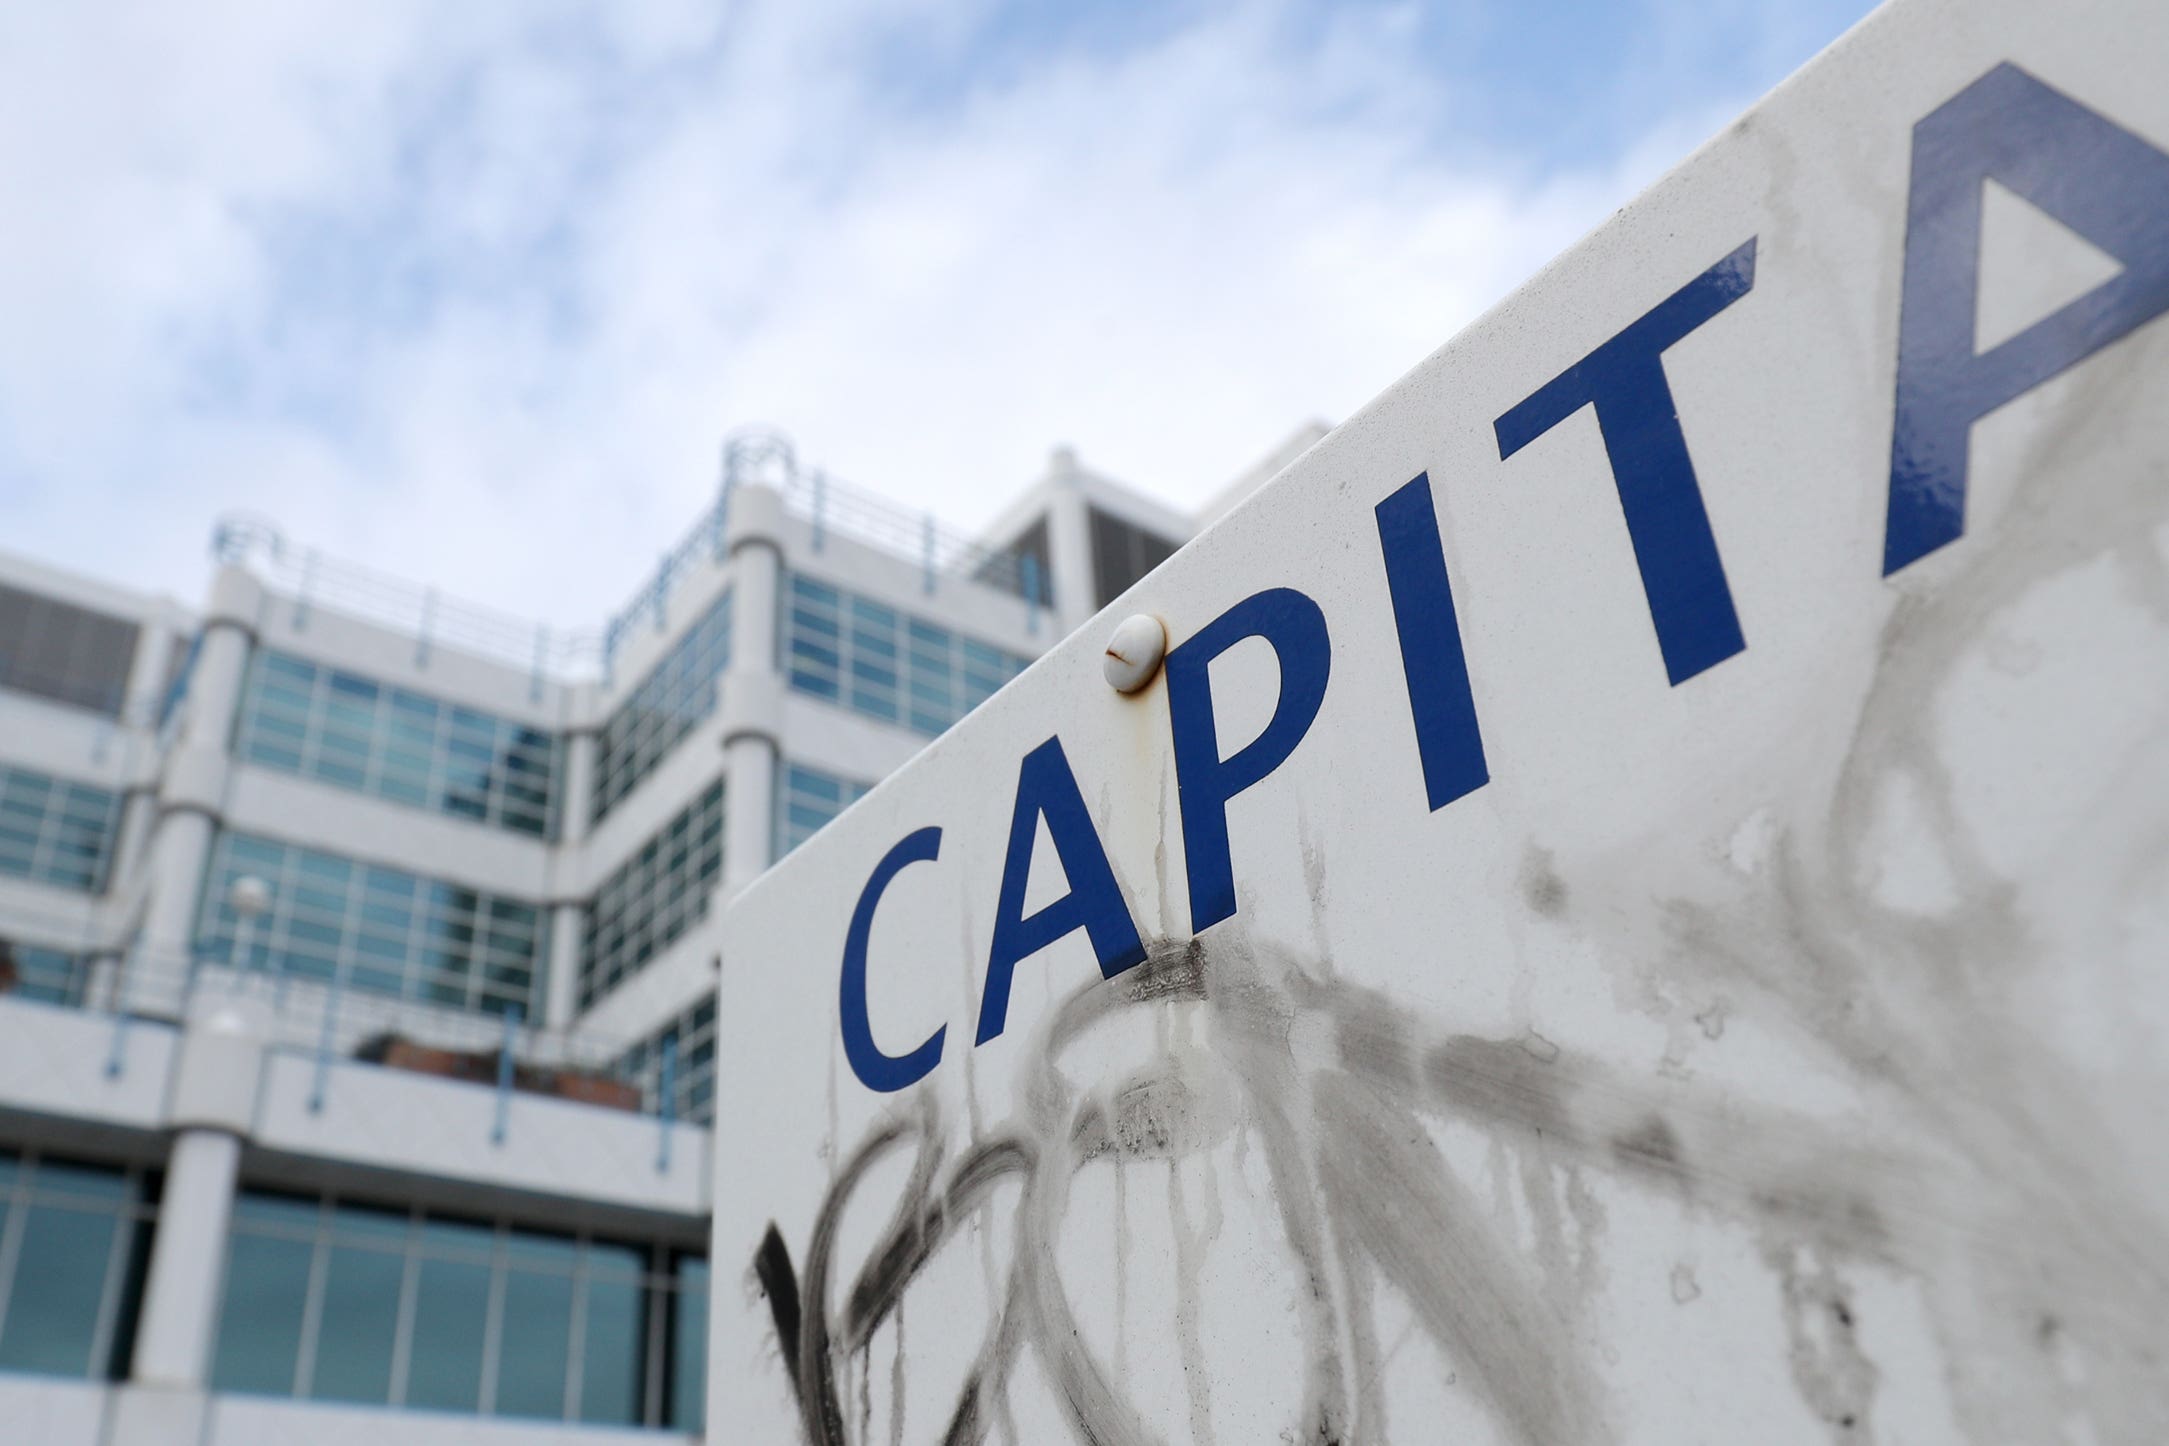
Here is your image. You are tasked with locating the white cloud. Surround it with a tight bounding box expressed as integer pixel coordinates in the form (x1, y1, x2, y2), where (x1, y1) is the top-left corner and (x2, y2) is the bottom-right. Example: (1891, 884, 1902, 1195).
(0, 0, 1805, 631)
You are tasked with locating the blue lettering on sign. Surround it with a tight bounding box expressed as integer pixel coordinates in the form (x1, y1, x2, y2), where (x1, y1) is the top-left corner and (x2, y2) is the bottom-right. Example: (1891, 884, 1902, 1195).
(1494, 238, 1758, 687)
(1375, 473, 1489, 812)
(1164, 587, 1332, 933)
(1884, 63, 2169, 575)
(831, 62, 2169, 1094)
(839, 826, 946, 1093)
(977, 736, 1147, 1045)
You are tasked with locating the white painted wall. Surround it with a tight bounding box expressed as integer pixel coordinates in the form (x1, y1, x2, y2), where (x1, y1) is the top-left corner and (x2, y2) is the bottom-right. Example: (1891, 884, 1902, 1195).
(255, 1049, 709, 1217)
(0, 999, 172, 1130)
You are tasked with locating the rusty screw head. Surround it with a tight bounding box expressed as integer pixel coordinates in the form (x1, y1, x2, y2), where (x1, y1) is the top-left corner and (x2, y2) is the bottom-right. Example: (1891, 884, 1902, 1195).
(1103, 614, 1167, 694)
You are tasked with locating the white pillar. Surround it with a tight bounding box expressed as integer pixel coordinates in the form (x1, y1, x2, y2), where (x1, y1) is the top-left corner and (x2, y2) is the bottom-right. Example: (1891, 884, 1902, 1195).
(726, 484, 783, 675)
(130, 1129, 242, 1388)
(1042, 452, 1099, 633)
(543, 728, 597, 1029)
(721, 733, 777, 891)
(140, 567, 260, 979)
(721, 485, 784, 894)
(558, 729, 597, 846)
(545, 901, 586, 1028)
(132, 993, 267, 1390)
(137, 811, 215, 983)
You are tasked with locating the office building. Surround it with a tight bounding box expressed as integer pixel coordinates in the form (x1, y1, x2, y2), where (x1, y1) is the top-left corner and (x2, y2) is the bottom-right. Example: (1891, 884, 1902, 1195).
(0, 427, 1243, 1444)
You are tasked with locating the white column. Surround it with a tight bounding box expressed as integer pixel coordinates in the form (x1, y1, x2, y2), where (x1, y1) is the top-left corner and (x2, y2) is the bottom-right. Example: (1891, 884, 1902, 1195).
(1042, 451, 1099, 634)
(721, 732, 777, 891)
(545, 902, 586, 1029)
(136, 811, 215, 983)
(140, 567, 260, 978)
(726, 485, 783, 675)
(721, 485, 784, 893)
(132, 992, 267, 1390)
(558, 729, 597, 846)
(129, 1129, 242, 1388)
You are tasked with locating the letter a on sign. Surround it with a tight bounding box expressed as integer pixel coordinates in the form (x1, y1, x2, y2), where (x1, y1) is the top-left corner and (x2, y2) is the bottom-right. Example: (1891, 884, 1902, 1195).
(977, 736, 1146, 1045)
(1885, 63, 2169, 575)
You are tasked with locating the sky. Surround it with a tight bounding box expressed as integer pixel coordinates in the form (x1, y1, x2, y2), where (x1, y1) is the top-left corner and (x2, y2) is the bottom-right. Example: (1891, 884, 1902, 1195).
(0, 0, 1878, 632)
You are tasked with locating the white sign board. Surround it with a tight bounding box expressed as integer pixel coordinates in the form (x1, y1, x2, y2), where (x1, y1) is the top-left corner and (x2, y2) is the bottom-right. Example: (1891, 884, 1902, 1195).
(711, 0, 2169, 1438)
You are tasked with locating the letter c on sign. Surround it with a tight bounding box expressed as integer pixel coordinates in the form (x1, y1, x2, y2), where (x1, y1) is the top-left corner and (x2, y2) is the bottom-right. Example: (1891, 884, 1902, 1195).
(839, 826, 946, 1093)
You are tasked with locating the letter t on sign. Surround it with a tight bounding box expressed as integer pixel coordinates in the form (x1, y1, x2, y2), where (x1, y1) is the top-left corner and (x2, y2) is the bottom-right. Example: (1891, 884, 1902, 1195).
(1494, 239, 1758, 687)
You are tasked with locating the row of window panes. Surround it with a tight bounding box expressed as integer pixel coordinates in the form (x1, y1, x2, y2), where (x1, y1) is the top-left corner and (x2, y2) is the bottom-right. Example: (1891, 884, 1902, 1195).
(233, 650, 561, 839)
(0, 763, 118, 894)
(578, 780, 725, 1010)
(195, 832, 549, 1020)
(775, 761, 872, 858)
(0, 938, 91, 1007)
(211, 1191, 705, 1429)
(592, 589, 733, 824)
(0, 1150, 153, 1382)
(619, 996, 717, 1126)
(783, 573, 1032, 737)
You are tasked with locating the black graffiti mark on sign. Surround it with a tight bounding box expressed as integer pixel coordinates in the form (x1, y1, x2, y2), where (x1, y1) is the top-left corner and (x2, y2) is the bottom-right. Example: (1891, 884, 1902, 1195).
(756, 938, 1952, 1445)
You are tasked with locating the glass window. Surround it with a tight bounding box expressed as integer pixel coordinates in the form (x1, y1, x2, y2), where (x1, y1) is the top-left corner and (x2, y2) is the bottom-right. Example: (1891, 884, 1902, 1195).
(309, 1230, 405, 1404)
(495, 1232, 576, 1419)
(782, 572, 1032, 738)
(618, 996, 717, 1126)
(231, 650, 562, 839)
(211, 1197, 316, 1396)
(195, 832, 549, 1020)
(577, 1248, 645, 1426)
(0, 764, 119, 894)
(0, 1153, 155, 1382)
(671, 1256, 709, 1432)
(0, 938, 90, 1006)
(592, 588, 733, 823)
(774, 761, 873, 858)
(210, 1190, 703, 1429)
(406, 1253, 491, 1412)
(578, 780, 725, 1010)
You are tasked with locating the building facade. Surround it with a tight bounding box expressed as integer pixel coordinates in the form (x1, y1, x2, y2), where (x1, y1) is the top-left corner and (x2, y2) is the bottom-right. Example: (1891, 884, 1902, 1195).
(0, 431, 1212, 1444)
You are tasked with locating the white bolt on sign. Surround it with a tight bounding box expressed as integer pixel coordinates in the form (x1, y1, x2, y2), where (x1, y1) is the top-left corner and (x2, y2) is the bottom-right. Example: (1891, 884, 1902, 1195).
(710, 0, 2169, 1440)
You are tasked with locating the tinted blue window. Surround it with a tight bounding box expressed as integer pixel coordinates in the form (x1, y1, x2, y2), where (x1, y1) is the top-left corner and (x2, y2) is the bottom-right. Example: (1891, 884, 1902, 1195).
(0, 1156, 152, 1383)
(309, 1239, 403, 1403)
(578, 1249, 645, 1425)
(774, 762, 872, 858)
(672, 1257, 709, 1430)
(578, 779, 725, 1009)
(196, 832, 546, 1019)
(406, 1256, 490, 1411)
(592, 589, 732, 822)
(495, 1232, 577, 1419)
(233, 651, 560, 838)
(0, 764, 118, 893)
(781, 572, 1031, 737)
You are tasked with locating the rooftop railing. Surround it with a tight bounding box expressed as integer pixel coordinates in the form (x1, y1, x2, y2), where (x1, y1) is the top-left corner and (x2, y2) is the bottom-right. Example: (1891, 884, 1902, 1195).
(209, 427, 1048, 696)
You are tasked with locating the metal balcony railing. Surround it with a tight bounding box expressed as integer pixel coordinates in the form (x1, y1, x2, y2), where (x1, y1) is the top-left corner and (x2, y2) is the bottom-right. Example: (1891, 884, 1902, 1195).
(0, 935, 717, 1152)
(208, 427, 1048, 697)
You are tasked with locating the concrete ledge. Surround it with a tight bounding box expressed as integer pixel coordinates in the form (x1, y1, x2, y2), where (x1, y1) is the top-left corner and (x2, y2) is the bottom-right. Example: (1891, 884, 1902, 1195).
(254, 1050, 709, 1218)
(0, 1370, 109, 1446)
(0, 999, 173, 1131)
(107, 1382, 211, 1446)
